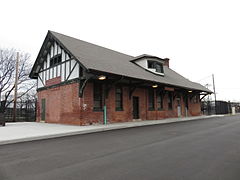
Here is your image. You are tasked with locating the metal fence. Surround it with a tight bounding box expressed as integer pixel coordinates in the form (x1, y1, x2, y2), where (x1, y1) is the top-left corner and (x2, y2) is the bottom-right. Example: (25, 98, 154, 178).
(201, 100, 240, 115)
(0, 100, 36, 122)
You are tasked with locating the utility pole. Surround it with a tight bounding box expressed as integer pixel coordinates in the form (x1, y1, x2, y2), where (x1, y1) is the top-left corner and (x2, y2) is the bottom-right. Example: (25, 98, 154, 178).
(13, 52, 19, 122)
(212, 74, 217, 114)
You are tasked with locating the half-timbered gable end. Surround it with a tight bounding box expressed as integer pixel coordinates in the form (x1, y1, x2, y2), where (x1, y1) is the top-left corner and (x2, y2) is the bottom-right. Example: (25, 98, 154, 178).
(30, 31, 211, 126)
(30, 33, 80, 89)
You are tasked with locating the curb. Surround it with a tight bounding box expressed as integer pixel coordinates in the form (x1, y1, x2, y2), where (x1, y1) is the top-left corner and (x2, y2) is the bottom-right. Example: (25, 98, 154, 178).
(0, 114, 226, 145)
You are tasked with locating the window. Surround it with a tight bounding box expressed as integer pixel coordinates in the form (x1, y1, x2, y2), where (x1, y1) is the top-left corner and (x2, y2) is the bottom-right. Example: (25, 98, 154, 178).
(147, 60, 164, 73)
(93, 83, 103, 111)
(115, 87, 123, 111)
(193, 95, 199, 103)
(148, 61, 155, 69)
(168, 92, 173, 110)
(155, 63, 164, 73)
(50, 54, 62, 67)
(157, 91, 163, 110)
(148, 89, 155, 110)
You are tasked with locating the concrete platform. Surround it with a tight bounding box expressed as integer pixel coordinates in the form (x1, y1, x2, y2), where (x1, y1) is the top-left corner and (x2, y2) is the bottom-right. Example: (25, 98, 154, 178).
(0, 115, 224, 145)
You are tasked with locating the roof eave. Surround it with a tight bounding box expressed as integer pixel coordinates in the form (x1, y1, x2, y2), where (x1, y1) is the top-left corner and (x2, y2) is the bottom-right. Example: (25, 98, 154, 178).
(130, 54, 166, 62)
(29, 30, 89, 79)
(29, 31, 52, 79)
(88, 68, 212, 93)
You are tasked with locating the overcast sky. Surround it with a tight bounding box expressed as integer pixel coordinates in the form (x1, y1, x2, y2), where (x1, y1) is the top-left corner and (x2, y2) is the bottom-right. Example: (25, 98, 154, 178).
(1, 0, 239, 101)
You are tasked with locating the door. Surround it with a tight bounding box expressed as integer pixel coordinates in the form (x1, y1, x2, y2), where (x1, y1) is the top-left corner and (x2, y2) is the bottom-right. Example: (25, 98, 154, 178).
(176, 97, 181, 117)
(132, 96, 139, 119)
(41, 99, 46, 121)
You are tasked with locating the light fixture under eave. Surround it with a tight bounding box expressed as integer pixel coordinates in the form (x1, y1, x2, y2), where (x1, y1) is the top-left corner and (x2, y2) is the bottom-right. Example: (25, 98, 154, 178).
(188, 90, 192, 93)
(98, 75, 106, 80)
(152, 84, 158, 88)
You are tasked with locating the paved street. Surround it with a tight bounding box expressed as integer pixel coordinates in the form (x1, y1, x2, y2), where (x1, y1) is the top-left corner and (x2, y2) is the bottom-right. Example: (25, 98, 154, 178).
(1, 115, 240, 180)
(0, 115, 219, 145)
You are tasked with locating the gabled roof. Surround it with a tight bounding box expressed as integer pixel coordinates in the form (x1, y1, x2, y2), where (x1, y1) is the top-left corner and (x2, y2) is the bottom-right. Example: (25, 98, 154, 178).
(30, 30, 211, 93)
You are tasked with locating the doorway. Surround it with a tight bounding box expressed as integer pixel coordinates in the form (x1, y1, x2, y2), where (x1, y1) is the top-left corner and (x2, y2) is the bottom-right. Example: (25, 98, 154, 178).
(132, 96, 139, 119)
(176, 97, 181, 117)
(41, 98, 46, 121)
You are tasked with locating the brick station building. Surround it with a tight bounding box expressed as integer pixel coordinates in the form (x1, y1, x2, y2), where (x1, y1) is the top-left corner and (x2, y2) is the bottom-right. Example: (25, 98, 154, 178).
(30, 31, 211, 125)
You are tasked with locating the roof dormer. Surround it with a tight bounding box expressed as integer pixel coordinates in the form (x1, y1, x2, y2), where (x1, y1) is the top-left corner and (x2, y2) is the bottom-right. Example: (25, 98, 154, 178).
(131, 54, 169, 76)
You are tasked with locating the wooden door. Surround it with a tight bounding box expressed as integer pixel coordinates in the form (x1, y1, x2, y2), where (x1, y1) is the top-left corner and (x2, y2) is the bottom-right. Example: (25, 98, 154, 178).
(132, 96, 139, 119)
(41, 99, 46, 121)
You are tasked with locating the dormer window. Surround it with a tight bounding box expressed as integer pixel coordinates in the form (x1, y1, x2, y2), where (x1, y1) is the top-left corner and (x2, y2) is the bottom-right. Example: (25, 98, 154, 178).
(147, 60, 164, 74)
(131, 55, 166, 76)
(50, 54, 62, 67)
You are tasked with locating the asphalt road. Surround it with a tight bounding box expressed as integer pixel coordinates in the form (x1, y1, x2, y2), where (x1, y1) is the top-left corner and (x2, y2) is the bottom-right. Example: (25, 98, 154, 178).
(1, 115, 240, 180)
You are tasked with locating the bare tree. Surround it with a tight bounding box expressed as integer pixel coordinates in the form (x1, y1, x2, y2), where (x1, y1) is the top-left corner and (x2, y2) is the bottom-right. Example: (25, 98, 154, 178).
(0, 48, 36, 110)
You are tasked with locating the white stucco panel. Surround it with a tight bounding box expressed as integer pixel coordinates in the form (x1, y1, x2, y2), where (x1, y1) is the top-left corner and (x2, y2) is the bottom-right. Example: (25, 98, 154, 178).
(37, 75, 44, 88)
(68, 60, 79, 80)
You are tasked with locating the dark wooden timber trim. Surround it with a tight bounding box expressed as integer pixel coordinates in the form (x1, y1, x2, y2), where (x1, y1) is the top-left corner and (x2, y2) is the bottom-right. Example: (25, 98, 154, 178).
(200, 94, 208, 101)
(79, 73, 95, 97)
(79, 79, 88, 98)
(39, 58, 74, 73)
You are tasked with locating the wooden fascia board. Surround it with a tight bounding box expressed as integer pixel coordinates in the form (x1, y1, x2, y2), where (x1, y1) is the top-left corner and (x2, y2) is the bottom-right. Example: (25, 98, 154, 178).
(29, 32, 52, 78)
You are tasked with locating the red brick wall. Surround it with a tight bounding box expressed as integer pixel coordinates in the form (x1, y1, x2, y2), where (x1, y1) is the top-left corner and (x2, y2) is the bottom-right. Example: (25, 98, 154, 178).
(37, 82, 81, 125)
(37, 81, 202, 125)
(146, 90, 178, 120)
(79, 82, 103, 125)
(45, 76, 61, 86)
(188, 95, 201, 116)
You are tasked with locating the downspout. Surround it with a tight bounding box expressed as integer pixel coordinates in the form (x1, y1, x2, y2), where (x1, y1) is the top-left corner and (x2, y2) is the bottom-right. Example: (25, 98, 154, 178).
(103, 104, 107, 125)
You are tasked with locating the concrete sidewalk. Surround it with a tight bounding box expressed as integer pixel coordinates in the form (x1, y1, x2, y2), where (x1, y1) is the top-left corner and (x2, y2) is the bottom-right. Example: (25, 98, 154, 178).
(0, 115, 224, 145)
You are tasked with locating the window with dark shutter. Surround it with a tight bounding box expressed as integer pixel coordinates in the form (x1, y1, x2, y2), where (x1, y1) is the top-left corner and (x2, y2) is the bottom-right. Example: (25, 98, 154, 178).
(157, 91, 163, 110)
(93, 83, 103, 111)
(147, 60, 164, 73)
(155, 63, 163, 73)
(148, 89, 155, 110)
(115, 87, 123, 111)
(168, 92, 173, 110)
(148, 61, 155, 69)
(50, 54, 62, 67)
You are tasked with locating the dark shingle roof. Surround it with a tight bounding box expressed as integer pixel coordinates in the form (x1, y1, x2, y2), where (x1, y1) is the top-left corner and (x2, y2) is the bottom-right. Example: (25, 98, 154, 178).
(48, 31, 211, 93)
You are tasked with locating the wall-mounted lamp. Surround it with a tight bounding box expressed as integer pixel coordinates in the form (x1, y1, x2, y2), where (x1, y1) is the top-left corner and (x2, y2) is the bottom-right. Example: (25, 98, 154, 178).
(152, 84, 158, 88)
(188, 90, 192, 93)
(98, 75, 106, 80)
